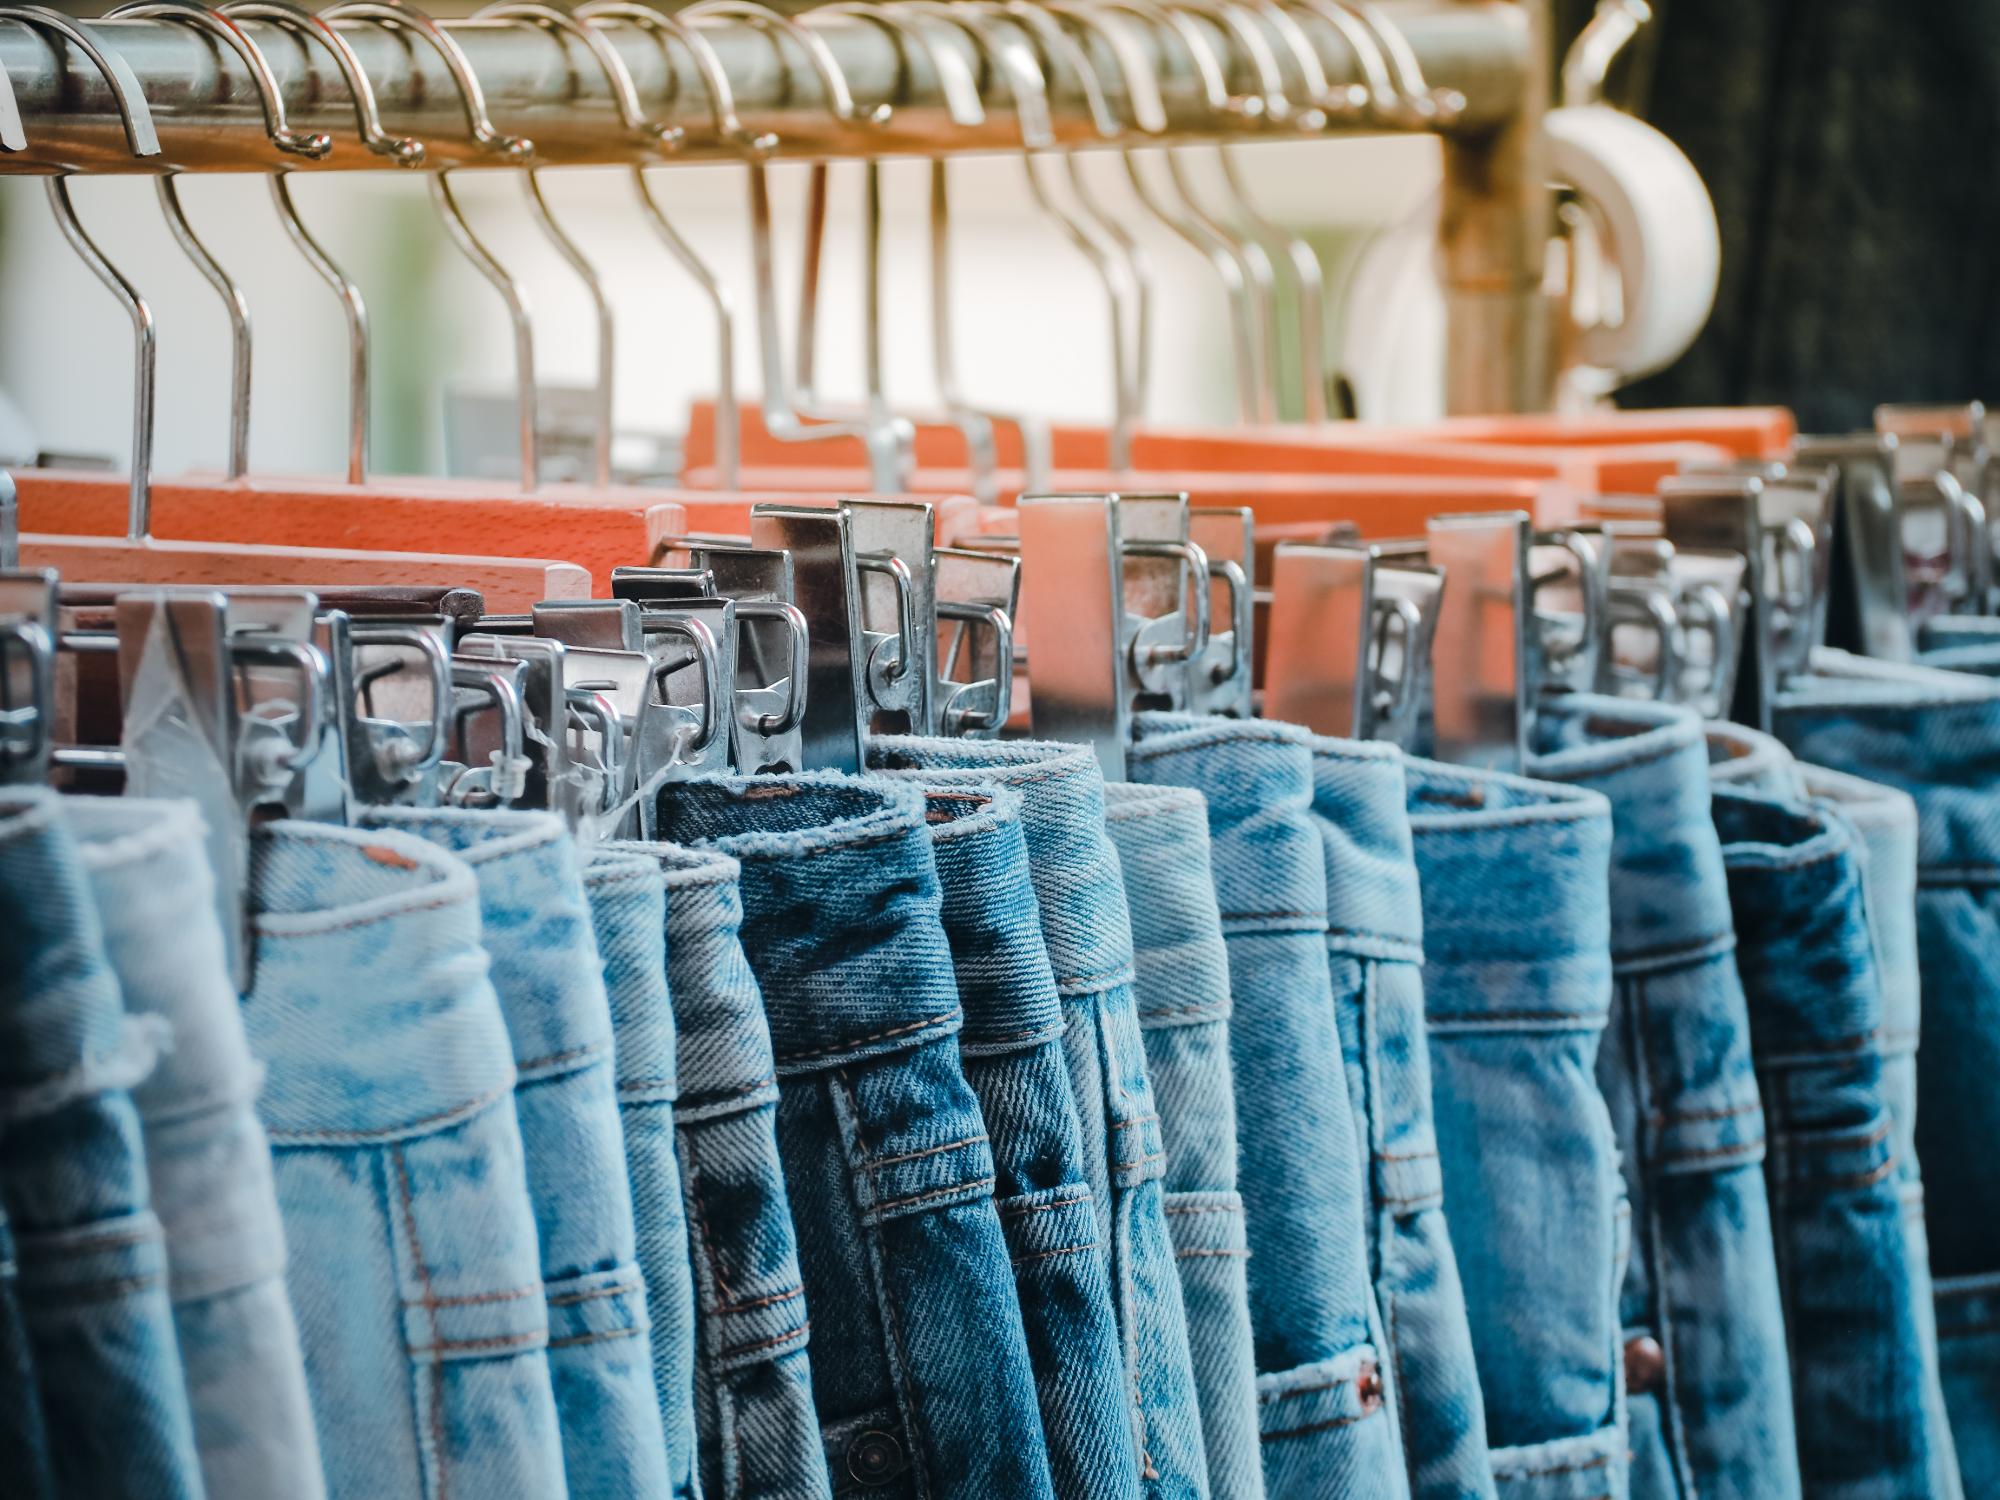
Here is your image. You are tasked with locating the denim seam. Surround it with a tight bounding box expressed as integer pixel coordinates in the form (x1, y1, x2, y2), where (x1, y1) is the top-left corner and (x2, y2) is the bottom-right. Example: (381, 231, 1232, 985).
(1612, 931, 1736, 976)
(1492, 1452, 1615, 1481)
(1716, 837, 1847, 873)
(548, 1326, 644, 1350)
(580, 863, 657, 892)
(1407, 801, 1601, 835)
(514, 1040, 612, 1078)
(998, 1191, 1092, 1220)
(1916, 866, 2000, 887)
(265, 1078, 512, 1147)
(1136, 1003, 1230, 1028)
(719, 1324, 812, 1359)
(863, 1132, 987, 1172)
(389, 1143, 450, 1498)
(774, 1010, 958, 1065)
(1129, 723, 1308, 758)
(1647, 1098, 1761, 1129)
(1174, 1248, 1248, 1259)
(443, 822, 569, 868)
(1535, 714, 1699, 779)
(546, 1281, 643, 1308)
(1057, 967, 1137, 998)
(417, 1284, 540, 1309)
(1011, 1241, 1099, 1269)
(1263, 1412, 1372, 1442)
(1161, 1202, 1237, 1217)
(728, 822, 912, 864)
(255, 887, 469, 939)
(872, 1177, 997, 1215)
(1749, 1032, 1875, 1064)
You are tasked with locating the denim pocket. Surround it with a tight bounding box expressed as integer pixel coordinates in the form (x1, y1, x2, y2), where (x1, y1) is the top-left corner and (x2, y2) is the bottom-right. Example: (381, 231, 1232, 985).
(1163, 1191, 1262, 1500)
(1257, 1346, 1400, 1499)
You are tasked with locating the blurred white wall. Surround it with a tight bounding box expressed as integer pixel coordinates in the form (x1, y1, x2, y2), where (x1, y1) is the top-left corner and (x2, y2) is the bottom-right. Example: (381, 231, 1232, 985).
(0, 132, 1440, 483)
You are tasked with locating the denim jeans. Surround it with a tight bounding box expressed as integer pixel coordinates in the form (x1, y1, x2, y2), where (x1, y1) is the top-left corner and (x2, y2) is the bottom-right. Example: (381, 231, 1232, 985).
(1103, 781, 1265, 1500)
(1307, 741, 1496, 1500)
(0, 787, 202, 1500)
(920, 782, 1145, 1500)
(1530, 698, 1799, 1500)
(0, 1211, 48, 1500)
(604, 838, 832, 1500)
(246, 819, 566, 1500)
(367, 807, 664, 1500)
(656, 774, 1056, 1500)
(1406, 761, 1631, 1500)
(67, 794, 324, 1500)
(1772, 648, 2000, 1495)
(583, 849, 698, 1498)
(1709, 724, 1963, 1496)
(869, 737, 1210, 1500)
(1714, 788, 1965, 1499)
(1120, 716, 1406, 1500)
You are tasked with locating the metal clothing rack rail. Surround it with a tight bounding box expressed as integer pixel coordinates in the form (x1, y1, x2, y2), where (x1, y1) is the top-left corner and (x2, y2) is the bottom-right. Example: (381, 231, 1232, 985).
(0, 0, 1550, 410)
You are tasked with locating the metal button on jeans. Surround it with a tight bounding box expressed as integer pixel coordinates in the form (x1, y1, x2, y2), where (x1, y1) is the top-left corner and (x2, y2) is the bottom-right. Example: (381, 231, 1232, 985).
(846, 1429, 904, 1486)
(1624, 1335, 1666, 1396)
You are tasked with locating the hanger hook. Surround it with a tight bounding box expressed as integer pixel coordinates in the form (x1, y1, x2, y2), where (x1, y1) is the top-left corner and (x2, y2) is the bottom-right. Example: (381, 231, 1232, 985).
(270, 173, 370, 484)
(1279, 0, 1399, 119)
(107, 0, 332, 156)
(0, 5, 160, 158)
(682, 0, 892, 130)
(475, 1, 678, 150)
(320, 0, 533, 161)
(430, 171, 539, 491)
(219, 0, 426, 165)
(156, 176, 252, 478)
(574, 0, 771, 155)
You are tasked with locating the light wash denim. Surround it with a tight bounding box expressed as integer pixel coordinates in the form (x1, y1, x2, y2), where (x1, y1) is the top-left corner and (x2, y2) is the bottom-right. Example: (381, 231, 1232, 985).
(1530, 698, 1799, 1500)
(1771, 648, 2000, 1495)
(1307, 741, 1496, 1500)
(0, 1210, 49, 1500)
(366, 807, 665, 1500)
(869, 737, 1211, 1500)
(584, 849, 699, 1498)
(1103, 781, 1265, 1500)
(656, 774, 1056, 1500)
(67, 795, 324, 1500)
(0, 786, 202, 1500)
(1708, 723, 1963, 1497)
(918, 783, 1144, 1500)
(246, 819, 566, 1500)
(1714, 788, 1965, 1499)
(604, 838, 832, 1500)
(1121, 716, 1406, 1500)
(1406, 761, 1631, 1500)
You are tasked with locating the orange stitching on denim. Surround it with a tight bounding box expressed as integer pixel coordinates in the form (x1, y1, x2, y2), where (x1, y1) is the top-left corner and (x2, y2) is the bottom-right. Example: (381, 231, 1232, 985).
(547, 1282, 640, 1308)
(408, 1330, 547, 1357)
(998, 1192, 1091, 1220)
(391, 1145, 448, 1500)
(1011, 1242, 1100, 1268)
(863, 1133, 986, 1172)
(776, 1010, 957, 1065)
(417, 1285, 540, 1309)
(514, 1041, 611, 1075)
(1655, 1138, 1765, 1166)
(1109, 1114, 1159, 1131)
(1375, 1147, 1438, 1164)
(873, 1176, 996, 1214)
(720, 1283, 804, 1315)
(721, 1322, 811, 1360)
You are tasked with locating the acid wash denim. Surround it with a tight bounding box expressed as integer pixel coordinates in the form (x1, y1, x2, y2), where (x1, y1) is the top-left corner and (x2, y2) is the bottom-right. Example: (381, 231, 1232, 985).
(1406, 761, 1631, 1500)
(917, 782, 1144, 1500)
(602, 839, 831, 1500)
(583, 849, 698, 1498)
(246, 819, 567, 1500)
(1714, 788, 1965, 1500)
(1530, 697, 1799, 1500)
(68, 795, 325, 1500)
(1708, 724, 1963, 1498)
(868, 736, 1210, 1500)
(1103, 781, 1266, 1500)
(1771, 648, 2000, 1496)
(655, 774, 1056, 1500)
(1307, 740, 1496, 1500)
(366, 807, 665, 1500)
(1120, 715, 1406, 1500)
(0, 787, 202, 1500)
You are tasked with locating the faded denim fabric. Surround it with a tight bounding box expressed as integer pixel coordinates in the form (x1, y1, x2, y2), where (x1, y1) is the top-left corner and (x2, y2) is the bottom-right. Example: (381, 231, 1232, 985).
(1531, 698, 1799, 1500)
(584, 850, 698, 1498)
(1772, 648, 2000, 1495)
(246, 820, 566, 1500)
(0, 1211, 49, 1500)
(366, 807, 664, 1500)
(869, 736, 1210, 1500)
(1120, 717, 1406, 1500)
(1307, 742, 1496, 1500)
(1103, 781, 1265, 1500)
(919, 783, 1144, 1500)
(603, 839, 831, 1500)
(656, 774, 1055, 1500)
(1709, 724, 1963, 1496)
(68, 795, 324, 1500)
(1406, 762, 1631, 1500)
(1715, 789, 1964, 1499)
(0, 787, 201, 1500)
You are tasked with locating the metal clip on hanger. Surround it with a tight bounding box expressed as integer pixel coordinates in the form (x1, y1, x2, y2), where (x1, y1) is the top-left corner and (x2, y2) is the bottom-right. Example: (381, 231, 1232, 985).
(1591, 526, 1742, 720)
(1873, 403, 1995, 618)
(1187, 505, 1254, 716)
(1791, 432, 1912, 663)
(679, 0, 912, 495)
(0, 567, 56, 786)
(932, 545, 1018, 736)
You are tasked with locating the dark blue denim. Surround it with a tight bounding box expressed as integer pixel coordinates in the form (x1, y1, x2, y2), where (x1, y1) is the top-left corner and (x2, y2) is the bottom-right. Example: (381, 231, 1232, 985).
(0, 787, 202, 1500)
(583, 849, 700, 1498)
(1407, 761, 1631, 1500)
(656, 774, 1056, 1500)
(0, 1211, 49, 1500)
(1122, 716, 1406, 1500)
(69, 795, 324, 1500)
(1308, 740, 1496, 1500)
(604, 838, 832, 1500)
(1709, 723, 1964, 1497)
(1103, 780, 1266, 1500)
(1773, 648, 2000, 1496)
(921, 782, 1145, 1500)
(1531, 698, 1799, 1500)
(247, 820, 566, 1500)
(869, 737, 1210, 1500)
(1715, 788, 1964, 1499)
(368, 807, 666, 1500)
